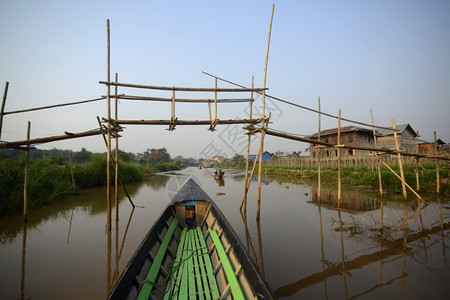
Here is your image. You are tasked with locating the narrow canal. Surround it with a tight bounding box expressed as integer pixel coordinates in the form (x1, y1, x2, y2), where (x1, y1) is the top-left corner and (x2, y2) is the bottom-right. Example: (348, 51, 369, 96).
(1, 167, 449, 299)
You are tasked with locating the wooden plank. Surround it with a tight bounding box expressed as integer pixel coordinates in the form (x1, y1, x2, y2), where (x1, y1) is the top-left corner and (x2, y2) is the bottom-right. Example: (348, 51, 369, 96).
(194, 227, 212, 300)
(208, 228, 245, 300)
(196, 227, 220, 299)
(137, 216, 178, 300)
(190, 229, 205, 300)
(179, 230, 190, 299)
(187, 230, 196, 300)
(163, 227, 187, 300)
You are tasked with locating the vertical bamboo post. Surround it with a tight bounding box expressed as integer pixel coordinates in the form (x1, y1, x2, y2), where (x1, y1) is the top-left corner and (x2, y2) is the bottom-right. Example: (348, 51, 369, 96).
(370, 109, 383, 196)
(106, 19, 112, 230)
(242, 76, 254, 213)
(23, 121, 31, 223)
(317, 96, 321, 201)
(214, 78, 217, 122)
(434, 131, 440, 194)
(415, 131, 420, 191)
(0, 82, 9, 142)
(114, 72, 119, 221)
(337, 109, 341, 205)
(68, 151, 75, 191)
(256, 3, 275, 221)
(392, 119, 407, 199)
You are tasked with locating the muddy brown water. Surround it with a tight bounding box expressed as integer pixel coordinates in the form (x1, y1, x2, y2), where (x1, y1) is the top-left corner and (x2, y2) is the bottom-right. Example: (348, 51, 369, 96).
(1, 167, 449, 299)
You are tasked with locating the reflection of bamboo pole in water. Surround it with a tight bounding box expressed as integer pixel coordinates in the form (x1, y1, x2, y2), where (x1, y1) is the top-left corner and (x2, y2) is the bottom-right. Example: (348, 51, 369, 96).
(402, 201, 408, 288)
(275, 222, 449, 298)
(256, 219, 265, 276)
(66, 208, 74, 246)
(318, 203, 329, 299)
(20, 224, 27, 300)
(239, 210, 260, 270)
(117, 207, 136, 268)
(337, 208, 349, 299)
(107, 226, 112, 293)
(114, 218, 119, 283)
(437, 196, 446, 262)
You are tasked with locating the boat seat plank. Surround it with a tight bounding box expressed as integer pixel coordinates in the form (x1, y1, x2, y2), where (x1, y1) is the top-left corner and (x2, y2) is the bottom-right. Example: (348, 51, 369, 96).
(208, 228, 245, 300)
(196, 227, 220, 299)
(163, 227, 188, 300)
(137, 216, 178, 300)
(190, 229, 205, 300)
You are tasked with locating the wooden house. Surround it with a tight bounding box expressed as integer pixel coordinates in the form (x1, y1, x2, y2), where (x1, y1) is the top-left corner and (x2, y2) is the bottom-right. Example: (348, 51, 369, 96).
(249, 151, 272, 162)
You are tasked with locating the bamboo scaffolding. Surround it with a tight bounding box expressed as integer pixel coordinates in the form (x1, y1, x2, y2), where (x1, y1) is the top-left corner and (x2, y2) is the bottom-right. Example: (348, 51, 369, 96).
(2, 96, 106, 116)
(0, 82, 9, 141)
(23, 121, 31, 223)
(392, 119, 407, 199)
(99, 80, 266, 92)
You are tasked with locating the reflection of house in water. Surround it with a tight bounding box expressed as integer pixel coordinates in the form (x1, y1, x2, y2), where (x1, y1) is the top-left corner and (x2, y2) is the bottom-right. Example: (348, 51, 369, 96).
(250, 175, 271, 185)
(309, 187, 380, 212)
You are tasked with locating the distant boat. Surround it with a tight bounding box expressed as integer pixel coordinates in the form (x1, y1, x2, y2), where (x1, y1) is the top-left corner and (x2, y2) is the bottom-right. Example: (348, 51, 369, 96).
(107, 178, 275, 300)
(214, 169, 224, 179)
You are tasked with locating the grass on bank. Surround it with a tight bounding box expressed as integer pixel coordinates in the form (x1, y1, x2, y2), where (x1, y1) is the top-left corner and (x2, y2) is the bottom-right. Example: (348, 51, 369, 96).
(0, 154, 183, 217)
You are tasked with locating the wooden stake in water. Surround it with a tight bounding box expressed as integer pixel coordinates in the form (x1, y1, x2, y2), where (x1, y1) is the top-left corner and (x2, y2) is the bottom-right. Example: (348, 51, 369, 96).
(242, 76, 254, 212)
(317, 96, 321, 201)
(114, 72, 119, 221)
(370, 109, 383, 196)
(0, 82, 9, 142)
(434, 131, 440, 194)
(337, 109, 341, 205)
(23, 121, 31, 223)
(415, 130, 420, 191)
(106, 19, 112, 230)
(257, 3, 275, 221)
(392, 119, 407, 199)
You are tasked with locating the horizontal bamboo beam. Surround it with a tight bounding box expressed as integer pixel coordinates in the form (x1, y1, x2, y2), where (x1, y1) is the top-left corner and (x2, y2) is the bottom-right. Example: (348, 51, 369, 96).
(114, 118, 262, 126)
(102, 94, 254, 103)
(0, 129, 104, 148)
(246, 125, 450, 161)
(99, 81, 267, 92)
(3, 97, 106, 115)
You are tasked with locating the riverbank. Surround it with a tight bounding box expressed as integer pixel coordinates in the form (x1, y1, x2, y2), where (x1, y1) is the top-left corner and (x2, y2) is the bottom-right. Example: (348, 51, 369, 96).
(0, 155, 183, 216)
(208, 161, 448, 194)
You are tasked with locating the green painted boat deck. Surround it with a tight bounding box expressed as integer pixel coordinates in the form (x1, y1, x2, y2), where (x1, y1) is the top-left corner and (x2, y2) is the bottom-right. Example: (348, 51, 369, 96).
(138, 222, 245, 300)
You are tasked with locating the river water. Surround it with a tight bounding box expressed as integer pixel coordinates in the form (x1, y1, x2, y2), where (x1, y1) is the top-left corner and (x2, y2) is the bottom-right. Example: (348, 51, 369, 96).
(1, 167, 449, 299)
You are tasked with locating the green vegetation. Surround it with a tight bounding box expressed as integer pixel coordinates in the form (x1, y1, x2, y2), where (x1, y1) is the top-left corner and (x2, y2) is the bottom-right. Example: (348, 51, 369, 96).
(261, 162, 448, 193)
(0, 146, 196, 217)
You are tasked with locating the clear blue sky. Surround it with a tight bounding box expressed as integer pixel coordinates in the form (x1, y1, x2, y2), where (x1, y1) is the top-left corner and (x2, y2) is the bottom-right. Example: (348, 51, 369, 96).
(1, 0, 449, 158)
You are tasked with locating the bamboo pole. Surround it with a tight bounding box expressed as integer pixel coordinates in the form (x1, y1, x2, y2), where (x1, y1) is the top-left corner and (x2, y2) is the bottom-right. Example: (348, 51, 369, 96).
(317, 96, 321, 200)
(392, 119, 407, 199)
(240, 144, 262, 211)
(23, 121, 31, 222)
(337, 109, 341, 205)
(370, 109, 383, 196)
(68, 151, 75, 191)
(114, 118, 262, 126)
(106, 19, 112, 230)
(256, 3, 275, 221)
(415, 131, 420, 191)
(99, 80, 266, 92)
(242, 76, 254, 213)
(214, 78, 218, 122)
(376, 155, 426, 203)
(3, 96, 106, 116)
(0, 82, 9, 142)
(434, 131, 440, 194)
(108, 95, 253, 103)
(114, 73, 119, 221)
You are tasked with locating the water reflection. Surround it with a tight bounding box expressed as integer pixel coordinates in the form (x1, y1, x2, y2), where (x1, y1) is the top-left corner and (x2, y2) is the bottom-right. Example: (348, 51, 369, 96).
(1, 168, 449, 300)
